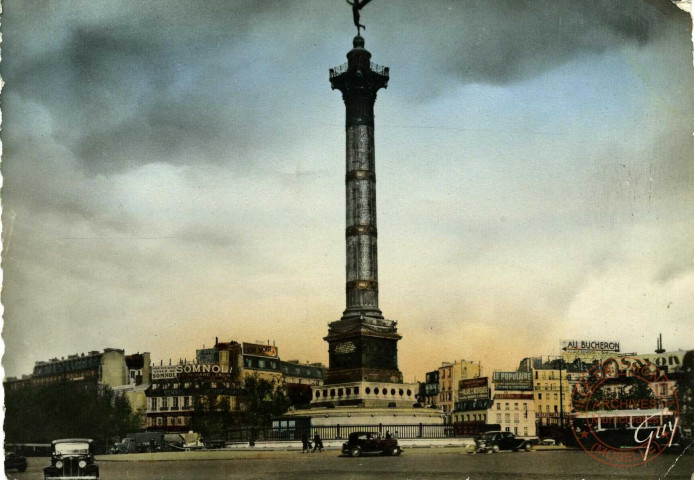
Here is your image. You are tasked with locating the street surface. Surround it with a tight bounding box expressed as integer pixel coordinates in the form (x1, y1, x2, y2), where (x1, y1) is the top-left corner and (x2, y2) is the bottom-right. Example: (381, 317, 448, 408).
(6, 449, 693, 480)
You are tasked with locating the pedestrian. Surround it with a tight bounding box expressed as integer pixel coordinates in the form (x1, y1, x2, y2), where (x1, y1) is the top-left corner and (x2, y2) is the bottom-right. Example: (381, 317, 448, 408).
(385, 430, 392, 439)
(394, 430, 399, 439)
(301, 432, 310, 453)
(312, 433, 323, 453)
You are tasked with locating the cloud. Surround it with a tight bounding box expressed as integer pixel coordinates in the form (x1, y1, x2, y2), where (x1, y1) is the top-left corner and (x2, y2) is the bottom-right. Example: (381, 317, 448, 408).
(2, 0, 692, 379)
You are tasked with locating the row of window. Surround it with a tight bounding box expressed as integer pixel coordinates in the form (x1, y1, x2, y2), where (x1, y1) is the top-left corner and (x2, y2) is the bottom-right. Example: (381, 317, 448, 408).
(496, 402, 529, 411)
(244, 358, 278, 370)
(146, 416, 190, 427)
(148, 396, 192, 411)
(534, 383, 568, 391)
(536, 393, 564, 401)
(455, 413, 487, 422)
(496, 412, 529, 424)
(151, 381, 234, 389)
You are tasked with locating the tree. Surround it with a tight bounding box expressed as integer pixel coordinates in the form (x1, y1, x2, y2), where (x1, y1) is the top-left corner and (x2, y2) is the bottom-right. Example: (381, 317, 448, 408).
(240, 375, 291, 436)
(4, 382, 138, 451)
(190, 390, 231, 441)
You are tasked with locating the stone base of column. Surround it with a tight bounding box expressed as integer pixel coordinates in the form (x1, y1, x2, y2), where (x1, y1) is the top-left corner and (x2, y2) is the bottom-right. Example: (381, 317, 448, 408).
(324, 315, 403, 384)
(309, 380, 418, 408)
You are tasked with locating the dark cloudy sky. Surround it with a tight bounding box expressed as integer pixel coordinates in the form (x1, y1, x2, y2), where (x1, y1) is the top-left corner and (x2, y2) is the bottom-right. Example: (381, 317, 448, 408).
(2, 0, 693, 380)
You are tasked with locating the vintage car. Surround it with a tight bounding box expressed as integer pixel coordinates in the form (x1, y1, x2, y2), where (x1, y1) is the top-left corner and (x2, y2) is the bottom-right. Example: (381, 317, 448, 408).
(44, 439, 99, 479)
(473, 431, 533, 453)
(4, 452, 28, 472)
(342, 431, 402, 457)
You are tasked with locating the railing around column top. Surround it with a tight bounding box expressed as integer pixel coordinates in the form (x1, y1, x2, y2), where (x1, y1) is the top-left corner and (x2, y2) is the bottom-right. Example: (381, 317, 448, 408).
(329, 63, 348, 78)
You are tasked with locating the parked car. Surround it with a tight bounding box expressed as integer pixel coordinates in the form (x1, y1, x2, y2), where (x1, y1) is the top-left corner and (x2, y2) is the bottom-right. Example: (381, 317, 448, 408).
(112, 432, 166, 454)
(539, 438, 556, 446)
(4, 452, 28, 472)
(342, 432, 402, 457)
(473, 431, 533, 454)
(43, 439, 99, 479)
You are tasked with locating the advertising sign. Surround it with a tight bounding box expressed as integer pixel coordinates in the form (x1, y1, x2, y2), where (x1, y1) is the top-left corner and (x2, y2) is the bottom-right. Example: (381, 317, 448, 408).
(455, 398, 492, 412)
(151, 363, 231, 380)
(243, 343, 278, 358)
(458, 377, 488, 400)
(561, 340, 620, 352)
(492, 371, 533, 391)
(596, 351, 687, 375)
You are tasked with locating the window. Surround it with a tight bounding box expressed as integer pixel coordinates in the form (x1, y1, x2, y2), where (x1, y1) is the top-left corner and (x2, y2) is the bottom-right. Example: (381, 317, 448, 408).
(554, 405, 558, 413)
(496, 414, 502, 424)
(514, 426, 518, 435)
(258, 359, 266, 368)
(538, 393, 542, 400)
(505, 413, 510, 423)
(497, 403, 501, 410)
(546, 405, 550, 412)
(172, 397, 179, 409)
(505, 403, 509, 410)
(514, 403, 518, 410)
(554, 393, 558, 401)
(514, 413, 519, 423)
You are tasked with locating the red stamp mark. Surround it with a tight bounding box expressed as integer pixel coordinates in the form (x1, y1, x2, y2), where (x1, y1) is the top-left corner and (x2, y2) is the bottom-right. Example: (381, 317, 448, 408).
(569, 356, 680, 467)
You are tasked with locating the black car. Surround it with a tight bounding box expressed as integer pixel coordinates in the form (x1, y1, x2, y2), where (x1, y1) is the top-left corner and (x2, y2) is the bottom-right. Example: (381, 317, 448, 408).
(473, 431, 533, 454)
(342, 432, 402, 457)
(4, 452, 28, 472)
(44, 439, 99, 479)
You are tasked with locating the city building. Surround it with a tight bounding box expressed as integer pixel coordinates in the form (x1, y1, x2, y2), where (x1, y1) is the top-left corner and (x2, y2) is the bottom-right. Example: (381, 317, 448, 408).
(145, 339, 325, 431)
(489, 371, 537, 437)
(145, 371, 241, 431)
(531, 364, 572, 437)
(452, 377, 493, 435)
(4, 348, 130, 389)
(490, 392, 536, 438)
(112, 353, 152, 422)
(438, 360, 482, 420)
(419, 370, 440, 407)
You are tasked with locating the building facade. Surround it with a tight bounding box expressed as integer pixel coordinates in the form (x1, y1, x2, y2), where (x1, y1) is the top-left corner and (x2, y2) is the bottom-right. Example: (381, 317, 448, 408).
(4, 348, 130, 389)
(438, 360, 482, 420)
(532, 366, 571, 431)
(489, 392, 536, 437)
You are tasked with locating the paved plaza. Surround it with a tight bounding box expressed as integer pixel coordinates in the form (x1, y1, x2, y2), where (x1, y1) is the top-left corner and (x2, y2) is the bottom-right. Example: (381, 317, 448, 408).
(7, 448, 693, 480)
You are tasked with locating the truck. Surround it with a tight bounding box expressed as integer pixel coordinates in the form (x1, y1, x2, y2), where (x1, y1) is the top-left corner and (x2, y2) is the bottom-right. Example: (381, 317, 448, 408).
(111, 432, 166, 454)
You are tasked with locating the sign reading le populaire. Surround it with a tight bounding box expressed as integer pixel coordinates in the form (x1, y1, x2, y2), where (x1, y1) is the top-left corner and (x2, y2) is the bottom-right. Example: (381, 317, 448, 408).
(242, 343, 278, 358)
(151, 363, 231, 380)
(459, 377, 489, 400)
(561, 340, 620, 352)
(492, 371, 533, 390)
